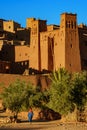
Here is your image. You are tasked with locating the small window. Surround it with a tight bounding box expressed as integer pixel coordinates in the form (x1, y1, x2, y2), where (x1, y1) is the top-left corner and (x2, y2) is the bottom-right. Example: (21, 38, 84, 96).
(71, 21, 73, 29)
(70, 44, 72, 48)
(25, 53, 27, 56)
(69, 21, 70, 28)
(74, 21, 76, 29)
(66, 21, 68, 28)
(25, 61, 28, 65)
(9, 26, 11, 29)
(55, 43, 57, 46)
(19, 54, 21, 56)
(21, 62, 23, 66)
(70, 64, 71, 67)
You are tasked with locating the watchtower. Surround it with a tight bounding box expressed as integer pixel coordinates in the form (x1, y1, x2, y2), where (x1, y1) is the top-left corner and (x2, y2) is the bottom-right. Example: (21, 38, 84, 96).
(60, 13, 81, 72)
(26, 18, 47, 71)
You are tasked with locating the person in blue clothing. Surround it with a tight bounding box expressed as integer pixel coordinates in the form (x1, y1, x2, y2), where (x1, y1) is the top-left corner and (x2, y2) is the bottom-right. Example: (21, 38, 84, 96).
(28, 107, 34, 123)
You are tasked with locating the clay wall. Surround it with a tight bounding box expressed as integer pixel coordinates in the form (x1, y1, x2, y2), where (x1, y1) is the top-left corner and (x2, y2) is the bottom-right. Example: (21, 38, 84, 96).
(3, 21, 20, 32)
(0, 74, 51, 91)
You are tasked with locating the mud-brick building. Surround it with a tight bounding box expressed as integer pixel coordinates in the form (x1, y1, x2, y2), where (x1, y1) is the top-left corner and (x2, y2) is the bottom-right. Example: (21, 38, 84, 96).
(0, 19, 30, 74)
(0, 13, 87, 74)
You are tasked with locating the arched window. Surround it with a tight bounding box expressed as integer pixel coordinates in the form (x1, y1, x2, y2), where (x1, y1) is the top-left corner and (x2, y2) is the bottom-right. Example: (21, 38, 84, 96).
(69, 21, 70, 28)
(74, 21, 76, 29)
(71, 21, 73, 29)
(66, 21, 68, 28)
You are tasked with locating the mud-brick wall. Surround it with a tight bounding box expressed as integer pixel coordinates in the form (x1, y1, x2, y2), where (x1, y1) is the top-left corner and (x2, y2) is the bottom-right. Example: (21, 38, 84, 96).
(0, 74, 51, 109)
(0, 74, 51, 91)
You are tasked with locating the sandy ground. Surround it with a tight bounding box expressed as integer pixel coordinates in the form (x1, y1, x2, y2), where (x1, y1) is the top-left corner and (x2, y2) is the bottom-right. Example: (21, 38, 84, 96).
(0, 108, 87, 130)
(0, 121, 87, 130)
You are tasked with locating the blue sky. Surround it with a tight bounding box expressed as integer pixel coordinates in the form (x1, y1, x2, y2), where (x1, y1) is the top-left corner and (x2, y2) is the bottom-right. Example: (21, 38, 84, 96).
(0, 0, 87, 27)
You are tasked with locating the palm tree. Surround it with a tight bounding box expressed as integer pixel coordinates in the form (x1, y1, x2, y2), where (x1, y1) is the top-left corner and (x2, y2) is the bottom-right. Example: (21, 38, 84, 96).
(48, 68, 73, 115)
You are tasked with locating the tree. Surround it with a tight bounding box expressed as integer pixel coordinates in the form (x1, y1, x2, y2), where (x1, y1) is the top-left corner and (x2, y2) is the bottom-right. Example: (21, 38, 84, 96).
(47, 68, 73, 115)
(1, 78, 49, 121)
(71, 71, 87, 111)
(71, 71, 87, 121)
(1, 79, 35, 120)
(28, 85, 49, 109)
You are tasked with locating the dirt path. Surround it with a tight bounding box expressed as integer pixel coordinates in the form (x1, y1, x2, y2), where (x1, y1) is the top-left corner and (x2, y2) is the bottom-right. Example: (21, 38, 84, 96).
(0, 121, 87, 130)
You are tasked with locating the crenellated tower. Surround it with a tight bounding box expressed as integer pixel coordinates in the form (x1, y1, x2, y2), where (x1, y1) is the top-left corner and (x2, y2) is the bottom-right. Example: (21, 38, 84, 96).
(26, 18, 47, 71)
(60, 13, 81, 72)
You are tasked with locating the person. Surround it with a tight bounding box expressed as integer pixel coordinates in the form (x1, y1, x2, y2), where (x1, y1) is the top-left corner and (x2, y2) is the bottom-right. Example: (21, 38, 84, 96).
(28, 107, 34, 123)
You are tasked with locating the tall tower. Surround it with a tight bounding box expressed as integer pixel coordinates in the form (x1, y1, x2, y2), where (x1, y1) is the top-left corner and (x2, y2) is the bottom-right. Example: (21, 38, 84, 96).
(26, 18, 47, 71)
(60, 13, 81, 72)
